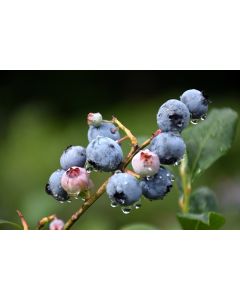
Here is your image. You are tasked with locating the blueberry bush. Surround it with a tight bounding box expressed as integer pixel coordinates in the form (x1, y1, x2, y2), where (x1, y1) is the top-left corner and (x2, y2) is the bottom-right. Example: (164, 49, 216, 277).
(1, 89, 238, 230)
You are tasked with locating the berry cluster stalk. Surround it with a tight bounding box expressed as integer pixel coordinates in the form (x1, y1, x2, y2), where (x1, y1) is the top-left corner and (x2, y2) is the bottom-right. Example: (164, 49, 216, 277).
(179, 154, 191, 213)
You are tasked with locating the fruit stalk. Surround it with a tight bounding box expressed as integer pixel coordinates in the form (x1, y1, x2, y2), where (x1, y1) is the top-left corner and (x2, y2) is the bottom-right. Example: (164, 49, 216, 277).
(64, 181, 108, 230)
(16, 210, 29, 230)
(179, 154, 191, 213)
(37, 214, 56, 229)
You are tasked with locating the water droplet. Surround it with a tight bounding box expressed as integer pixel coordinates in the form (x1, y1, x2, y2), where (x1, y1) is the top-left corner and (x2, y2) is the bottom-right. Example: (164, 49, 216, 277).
(159, 175, 162, 179)
(115, 170, 122, 174)
(174, 160, 182, 166)
(67, 200, 72, 203)
(146, 176, 153, 181)
(134, 200, 142, 209)
(191, 119, 199, 125)
(201, 114, 207, 121)
(110, 201, 118, 208)
(121, 206, 132, 214)
(171, 175, 175, 182)
(59, 201, 64, 204)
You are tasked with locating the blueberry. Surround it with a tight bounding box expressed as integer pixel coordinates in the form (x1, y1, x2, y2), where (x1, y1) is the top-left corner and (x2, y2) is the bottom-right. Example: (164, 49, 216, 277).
(149, 132, 186, 165)
(180, 89, 209, 119)
(140, 167, 173, 200)
(60, 145, 86, 170)
(86, 136, 123, 172)
(88, 122, 120, 142)
(49, 218, 65, 230)
(106, 173, 142, 206)
(45, 169, 69, 202)
(157, 99, 190, 132)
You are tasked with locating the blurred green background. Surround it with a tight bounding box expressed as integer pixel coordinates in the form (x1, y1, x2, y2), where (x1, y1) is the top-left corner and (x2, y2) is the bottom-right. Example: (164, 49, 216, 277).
(0, 71, 239, 229)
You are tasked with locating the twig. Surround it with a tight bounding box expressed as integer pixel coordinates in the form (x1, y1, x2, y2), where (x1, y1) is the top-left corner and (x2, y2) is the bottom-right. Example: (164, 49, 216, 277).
(117, 135, 129, 144)
(112, 116, 138, 146)
(125, 170, 141, 179)
(64, 180, 108, 230)
(16, 210, 29, 230)
(179, 154, 191, 213)
(37, 214, 56, 230)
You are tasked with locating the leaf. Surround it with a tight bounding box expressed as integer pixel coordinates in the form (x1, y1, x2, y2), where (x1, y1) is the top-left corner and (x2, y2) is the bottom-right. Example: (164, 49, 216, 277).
(183, 108, 238, 180)
(121, 223, 158, 230)
(0, 219, 22, 229)
(189, 187, 218, 214)
(177, 212, 225, 230)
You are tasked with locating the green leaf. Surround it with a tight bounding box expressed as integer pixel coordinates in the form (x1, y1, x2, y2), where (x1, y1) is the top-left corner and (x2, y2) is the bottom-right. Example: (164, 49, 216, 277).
(121, 223, 158, 230)
(183, 108, 238, 180)
(189, 187, 218, 214)
(177, 212, 225, 230)
(0, 219, 22, 229)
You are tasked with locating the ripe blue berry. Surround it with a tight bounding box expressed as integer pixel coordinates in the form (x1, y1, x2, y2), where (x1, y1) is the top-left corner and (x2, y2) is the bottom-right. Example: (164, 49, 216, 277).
(88, 122, 120, 142)
(45, 169, 69, 202)
(180, 89, 209, 120)
(157, 99, 190, 133)
(106, 173, 142, 206)
(86, 136, 123, 172)
(140, 167, 173, 200)
(60, 145, 86, 170)
(149, 132, 186, 165)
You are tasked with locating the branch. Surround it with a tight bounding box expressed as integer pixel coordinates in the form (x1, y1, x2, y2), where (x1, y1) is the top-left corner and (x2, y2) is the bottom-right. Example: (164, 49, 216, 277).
(37, 214, 56, 230)
(16, 210, 29, 230)
(112, 116, 138, 146)
(64, 180, 108, 230)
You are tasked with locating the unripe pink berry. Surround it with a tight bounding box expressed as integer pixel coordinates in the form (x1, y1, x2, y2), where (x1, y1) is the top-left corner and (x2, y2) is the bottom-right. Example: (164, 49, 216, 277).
(87, 112, 103, 127)
(61, 167, 92, 197)
(49, 218, 64, 230)
(131, 149, 160, 177)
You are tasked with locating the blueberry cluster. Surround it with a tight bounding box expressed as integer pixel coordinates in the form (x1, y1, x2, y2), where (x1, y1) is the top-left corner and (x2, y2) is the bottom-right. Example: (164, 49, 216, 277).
(45, 90, 209, 215)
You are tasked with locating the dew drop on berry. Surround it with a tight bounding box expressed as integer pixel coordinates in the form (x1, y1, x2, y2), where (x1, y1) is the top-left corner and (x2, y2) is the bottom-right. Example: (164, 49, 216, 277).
(201, 114, 207, 121)
(190, 119, 199, 125)
(114, 170, 122, 174)
(134, 200, 142, 209)
(121, 206, 132, 214)
(174, 160, 182, 167)
(110, 200, 118, 208)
